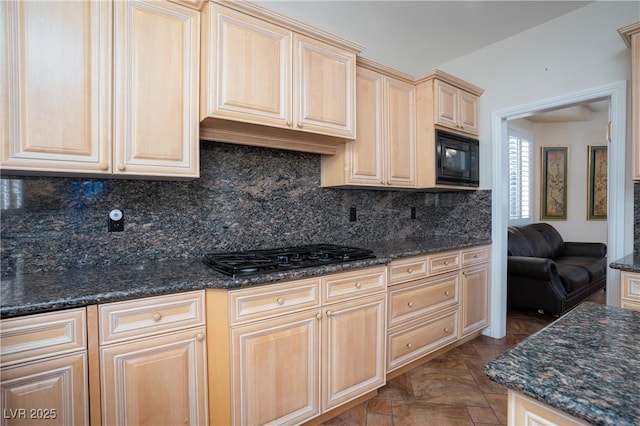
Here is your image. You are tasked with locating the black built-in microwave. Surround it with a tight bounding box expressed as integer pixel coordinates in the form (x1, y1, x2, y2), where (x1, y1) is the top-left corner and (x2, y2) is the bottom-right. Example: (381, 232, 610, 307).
(435, 129, 479, 187)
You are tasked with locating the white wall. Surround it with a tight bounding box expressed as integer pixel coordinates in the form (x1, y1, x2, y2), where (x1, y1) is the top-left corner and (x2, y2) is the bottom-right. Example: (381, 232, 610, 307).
(436, 1, 638, 190)
(509, 113, 609, 244)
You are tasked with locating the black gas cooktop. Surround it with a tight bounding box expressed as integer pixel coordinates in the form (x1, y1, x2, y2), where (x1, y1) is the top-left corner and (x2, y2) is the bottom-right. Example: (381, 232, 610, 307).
(203, 244, 376, 278)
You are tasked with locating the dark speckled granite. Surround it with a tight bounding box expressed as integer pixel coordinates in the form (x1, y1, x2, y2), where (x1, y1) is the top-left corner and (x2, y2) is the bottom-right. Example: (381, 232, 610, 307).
(0, 236, 490, 318)
(610, 253, 640, 273)
(1, 142, 491, 276)
(485, 302, 640, 426)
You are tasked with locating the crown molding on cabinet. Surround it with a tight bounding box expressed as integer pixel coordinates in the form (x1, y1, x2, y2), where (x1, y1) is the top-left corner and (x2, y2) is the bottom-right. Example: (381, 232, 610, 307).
(416, 69, 484, 97)
(212, 0, 364, 53)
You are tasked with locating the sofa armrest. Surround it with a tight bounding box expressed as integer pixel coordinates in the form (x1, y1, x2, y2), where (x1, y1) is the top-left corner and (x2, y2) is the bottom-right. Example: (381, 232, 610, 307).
(563, 242, 607, 258)
(507, 256, 558, 280)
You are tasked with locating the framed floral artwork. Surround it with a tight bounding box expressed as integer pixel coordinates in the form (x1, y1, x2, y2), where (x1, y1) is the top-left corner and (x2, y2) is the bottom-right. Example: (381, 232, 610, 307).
(587, 145, 607, 220)
(540, 146, 568, 220)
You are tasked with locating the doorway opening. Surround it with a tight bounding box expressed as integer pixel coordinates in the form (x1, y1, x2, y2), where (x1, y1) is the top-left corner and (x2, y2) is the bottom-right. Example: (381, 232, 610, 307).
(486, 81, 632, 338)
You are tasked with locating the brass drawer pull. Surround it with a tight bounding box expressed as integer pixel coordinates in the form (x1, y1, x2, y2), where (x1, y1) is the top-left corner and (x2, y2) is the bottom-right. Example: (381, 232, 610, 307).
(406, 343, 413, 349)
(444, 327, 449, 333)
(152, 312, 162, 322)
(407, 301, 414, 308)
(196, 333, 204, 342)
(444, 291, 450, 296)
(355, 282, 362, 289)
(276, 297, 285, 305)
(407, 268, 413, 273)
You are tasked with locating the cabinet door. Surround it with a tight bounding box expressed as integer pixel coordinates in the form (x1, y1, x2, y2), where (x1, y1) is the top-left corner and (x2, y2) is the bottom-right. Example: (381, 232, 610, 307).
(459, 91, 479, 135)
(293, 34, 355, 138)
(460, 263, 490, 337)
(0, 0, 111, 173)
(345, 67, 384, 185)
(1, 353, 88, 425)
(231, 310, 320, 426)
(434, 80, 458, 130)
(322, 294, 386, 411)
(101, 328, 208, 426)
(113, 0, 200, 178)
(385, 77, 416, 187)
(206, 4, 291, 128)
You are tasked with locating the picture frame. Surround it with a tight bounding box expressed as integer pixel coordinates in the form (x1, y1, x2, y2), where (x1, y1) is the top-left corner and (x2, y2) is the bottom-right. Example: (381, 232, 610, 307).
(540, 146, 568, 220)
(587, 145, 607, 220)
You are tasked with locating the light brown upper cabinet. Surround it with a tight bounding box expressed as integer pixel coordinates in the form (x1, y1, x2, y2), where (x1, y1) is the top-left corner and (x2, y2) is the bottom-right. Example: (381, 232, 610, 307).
(321, 59, 416, 188)
(415, 70, 483, 138)
(619, 22, 640, 180)
(1, 0, 200, 178)
(200, 1, 362, 154)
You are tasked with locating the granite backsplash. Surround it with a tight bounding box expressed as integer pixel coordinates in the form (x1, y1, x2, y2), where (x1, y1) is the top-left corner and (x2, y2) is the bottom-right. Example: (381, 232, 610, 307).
(1, 142, 491, 275)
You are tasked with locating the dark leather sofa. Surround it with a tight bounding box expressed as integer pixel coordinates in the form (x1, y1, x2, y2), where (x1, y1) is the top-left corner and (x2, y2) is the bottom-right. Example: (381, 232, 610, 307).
(507, 223, 606, 314)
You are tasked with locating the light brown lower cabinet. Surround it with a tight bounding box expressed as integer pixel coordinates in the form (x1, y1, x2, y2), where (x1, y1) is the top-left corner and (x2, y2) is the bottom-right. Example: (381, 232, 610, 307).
(231, 309, 321, 425)
(508, 390, 589, 426)
(620, 271, 640, 311)
(208, 265, 387, 426)
(386, 245, 491, 374)
(460, 263, 490, 337)
(0, 308, 89, 425)
(97, 291, 208, 426)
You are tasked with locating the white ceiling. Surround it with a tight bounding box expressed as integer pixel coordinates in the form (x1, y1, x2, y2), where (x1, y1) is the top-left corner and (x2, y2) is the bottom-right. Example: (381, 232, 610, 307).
(256, 0, 594, 77)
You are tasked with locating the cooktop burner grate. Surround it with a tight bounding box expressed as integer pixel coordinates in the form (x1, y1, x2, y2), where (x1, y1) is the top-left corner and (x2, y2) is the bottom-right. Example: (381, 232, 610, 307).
(203, 244, 376, 277)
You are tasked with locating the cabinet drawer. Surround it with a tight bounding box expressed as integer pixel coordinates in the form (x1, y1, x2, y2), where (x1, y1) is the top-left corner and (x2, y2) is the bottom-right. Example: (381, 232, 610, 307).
(621, 272, 640, 302)
(388, 271, 459, 328)
(322, 266, 386, 303)
(388, 256, 428, 285)
(428, 250, 460, 275)
(229, 278, 320, 325)
(0, 308, 87, 368)
(99, 291, 205, 345)
(387, 309, 458, 372)
(461, 246, 490, 267)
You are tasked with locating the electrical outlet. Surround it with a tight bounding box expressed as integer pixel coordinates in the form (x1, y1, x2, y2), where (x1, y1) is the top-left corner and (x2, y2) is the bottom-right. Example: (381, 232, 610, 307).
(108, 209, 124, 232)
(349, 206, 357, 222)
(411, 207, 416, 219)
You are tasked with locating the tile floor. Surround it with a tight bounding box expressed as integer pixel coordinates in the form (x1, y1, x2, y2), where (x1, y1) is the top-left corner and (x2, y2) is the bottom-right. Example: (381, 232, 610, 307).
(320, 290, 606, 426)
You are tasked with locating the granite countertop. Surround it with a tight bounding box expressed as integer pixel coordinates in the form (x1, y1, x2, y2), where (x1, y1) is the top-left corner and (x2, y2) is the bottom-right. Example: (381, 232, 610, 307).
(609, 253, 640, 273)
(485, 302, 640, 426)
(0, 236, 490, 319)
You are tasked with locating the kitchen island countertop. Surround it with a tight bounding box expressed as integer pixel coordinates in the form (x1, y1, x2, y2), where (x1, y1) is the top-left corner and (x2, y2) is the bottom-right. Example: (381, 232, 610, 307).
(1, 235, 490, 318)
(485, 302, 640, 426)
(610, 252, 640, 273)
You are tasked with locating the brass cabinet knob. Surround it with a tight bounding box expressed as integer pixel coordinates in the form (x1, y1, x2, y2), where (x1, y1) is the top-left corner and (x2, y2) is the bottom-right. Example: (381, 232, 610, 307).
(99, 163, 108, 170)
(444, 327, 449, 333)
(444, 261, 449, 265)
(196, 333, 204, 341)
(297, 122, 303, 128)
(406, 343, 413, 349)
(316, 312, 322, 320)
(355, 282, 361, 289)
(326, 310, 332, 317)
(407, 301, 414, 308)
(444, 291, 450, 296)
(152, 312, 162, 322)
(407, 268, 413, 274)
(276, 297, 285, 305)
(118, 163, 125, 171)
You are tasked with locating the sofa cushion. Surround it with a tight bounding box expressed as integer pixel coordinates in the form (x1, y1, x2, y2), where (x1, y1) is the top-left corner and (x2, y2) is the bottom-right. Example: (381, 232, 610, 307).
(531, 223, 565, 258)
(560, 256, 607, 281)
(516, 225, 555, 258)
(554, 262, 591, 293)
